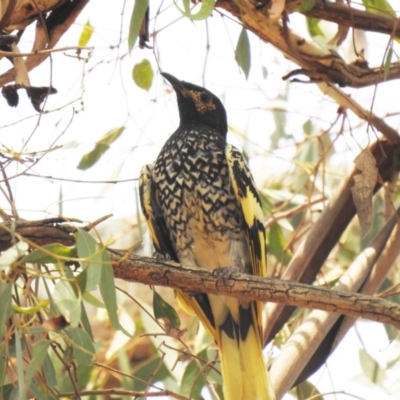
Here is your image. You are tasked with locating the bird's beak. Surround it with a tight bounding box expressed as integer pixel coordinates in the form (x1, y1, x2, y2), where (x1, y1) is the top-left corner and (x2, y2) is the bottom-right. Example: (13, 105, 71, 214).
(161, 72, 190, 98)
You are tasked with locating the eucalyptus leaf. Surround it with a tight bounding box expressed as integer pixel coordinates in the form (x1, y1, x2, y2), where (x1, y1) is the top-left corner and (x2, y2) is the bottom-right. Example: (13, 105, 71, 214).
(235, 28, 251, 79)
(128, 0, 149, 50)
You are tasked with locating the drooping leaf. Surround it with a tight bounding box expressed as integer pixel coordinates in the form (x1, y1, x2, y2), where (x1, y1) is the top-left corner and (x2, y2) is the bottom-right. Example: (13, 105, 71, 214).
(22, 340, 50, 397)
(77, 126, 125, 170)
(99, 250, 120, 331)
(131, 356, 174, 392)
(132, 59, 154, 91)
(53, 280, 81, 328)
(42, 352, 57, 388)
(65, 327, 95, 365)
(153, 289, 180, 329)
(181, 347, 217, 398)
(76, 229, 103, 291)
(57, 363, 92, 393)
(78, 20, 94, 47)
(0, 282, 13, 338)
(268, 222, 289, 264)
(173, 0, 215, 20)
(15, 330, 24, 396)
(383, 41, 393, 80)
(128, 0, 149, 51)
(235, 27, 251, 79)
(351, 148, 378, 237)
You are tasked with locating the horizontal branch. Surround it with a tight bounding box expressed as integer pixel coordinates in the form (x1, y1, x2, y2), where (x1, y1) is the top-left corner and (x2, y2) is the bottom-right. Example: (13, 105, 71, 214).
(110, 251, 400, 330)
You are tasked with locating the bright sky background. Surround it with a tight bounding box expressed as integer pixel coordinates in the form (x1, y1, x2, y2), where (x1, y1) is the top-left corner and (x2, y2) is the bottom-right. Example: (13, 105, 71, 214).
(1, 1, 400, 399)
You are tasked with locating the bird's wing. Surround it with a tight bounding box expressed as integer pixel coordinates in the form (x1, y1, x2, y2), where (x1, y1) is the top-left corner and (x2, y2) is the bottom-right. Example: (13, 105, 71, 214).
(139, 163, 178, 260)
(225, 144, 267, 279)
(139, 163, 217, 336)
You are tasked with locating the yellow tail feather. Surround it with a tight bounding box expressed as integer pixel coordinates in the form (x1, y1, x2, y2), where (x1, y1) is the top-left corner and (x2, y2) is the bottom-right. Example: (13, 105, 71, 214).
(217, 324, 275, 400)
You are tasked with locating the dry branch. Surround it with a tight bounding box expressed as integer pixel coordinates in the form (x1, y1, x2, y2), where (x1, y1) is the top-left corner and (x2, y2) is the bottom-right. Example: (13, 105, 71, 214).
(303, 0, 400, 38)
(109, 250, 400, 330)
(0, 0, 90, 88)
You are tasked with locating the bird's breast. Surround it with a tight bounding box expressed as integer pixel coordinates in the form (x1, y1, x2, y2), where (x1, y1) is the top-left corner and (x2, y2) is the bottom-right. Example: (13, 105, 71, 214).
(153, 129, 247, 269)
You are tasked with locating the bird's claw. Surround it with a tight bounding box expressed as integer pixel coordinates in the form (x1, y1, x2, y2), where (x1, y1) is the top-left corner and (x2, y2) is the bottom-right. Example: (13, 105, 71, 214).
(153, 251, 171, 261)
(212, 266, 240, 281)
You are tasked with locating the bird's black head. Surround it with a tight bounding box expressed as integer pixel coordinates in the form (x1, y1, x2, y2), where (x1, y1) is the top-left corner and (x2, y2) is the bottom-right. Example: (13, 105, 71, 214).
(161, 72, 228, 139)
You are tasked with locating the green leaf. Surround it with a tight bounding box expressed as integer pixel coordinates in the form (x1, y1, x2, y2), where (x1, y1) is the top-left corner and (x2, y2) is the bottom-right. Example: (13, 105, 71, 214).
(268, 222, 291, 265)
(0, 282, 12, 338)
(128, 0, 149, 51)
(181, 348, 214, 397)
(42, 352, 57, 388)
(0, 346, 5, 385)
(294, 0, 316, 13)
(57, 363, 92, 393)
(153, 290, 180, 329)
(262, 65, 268, 79)
(306, 17, 324, 37)
(99, 250, 120, 331)
(292, 379, 323, 400)
(65, 327, 95, 365)
(23, 340, 50, 397)
(77, 126, 125, 170)
(361, 0, 396, 17)
(359, 348, 385, 384)
(132, 59, 154, 91)
(53, 280, 81, 328)
(0, 384, 15, 399)
(78, 20, 94, 47)
(82, 291, 105, 308)
(132, 356, 173, 391)
(80, 301, 94, 341)
(22, 243, 76, 264)
(173, 0, 215, 20)
(235, 28, 251, 79)
(12, 299, 49, 315)
(76, 229, 103, 291)
(15, 330, 24, 396)
(383, 41, 393, 80)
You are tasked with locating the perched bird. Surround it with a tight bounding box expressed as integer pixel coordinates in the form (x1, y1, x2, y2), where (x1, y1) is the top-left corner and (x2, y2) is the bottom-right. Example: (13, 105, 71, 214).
(139, 72, 275, 400)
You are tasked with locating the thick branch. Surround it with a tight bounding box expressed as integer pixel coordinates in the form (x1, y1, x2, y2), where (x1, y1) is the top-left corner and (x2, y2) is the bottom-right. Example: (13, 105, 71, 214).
(109, 251, 400, 330)
(303, 0, 400, 38)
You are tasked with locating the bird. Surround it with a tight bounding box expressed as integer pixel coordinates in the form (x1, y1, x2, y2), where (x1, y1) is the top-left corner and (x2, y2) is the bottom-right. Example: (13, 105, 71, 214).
(139, 72, 275, 400)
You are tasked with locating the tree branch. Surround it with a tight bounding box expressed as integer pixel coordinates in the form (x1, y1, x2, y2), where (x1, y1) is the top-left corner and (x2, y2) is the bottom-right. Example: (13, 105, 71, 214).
(109, 250, 400, 330)
(217, 0, 400, 89)
(302, 0, 400, 39)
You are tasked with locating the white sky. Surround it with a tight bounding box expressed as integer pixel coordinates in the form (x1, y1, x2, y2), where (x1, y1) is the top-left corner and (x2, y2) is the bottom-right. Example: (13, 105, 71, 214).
(1, 1, 400, 399)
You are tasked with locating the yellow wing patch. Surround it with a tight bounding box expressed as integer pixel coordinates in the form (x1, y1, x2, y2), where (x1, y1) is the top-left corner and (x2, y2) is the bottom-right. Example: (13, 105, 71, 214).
(139, 163, 161, 250)
(225, 144, 267, 279)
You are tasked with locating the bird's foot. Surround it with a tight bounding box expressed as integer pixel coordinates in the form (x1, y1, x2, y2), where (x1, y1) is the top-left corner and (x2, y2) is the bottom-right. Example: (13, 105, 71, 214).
(153, 251, 171, 261)
(212, 265, 240, 281)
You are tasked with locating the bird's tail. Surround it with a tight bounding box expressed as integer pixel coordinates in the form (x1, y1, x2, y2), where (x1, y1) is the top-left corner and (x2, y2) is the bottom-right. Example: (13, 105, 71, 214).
(216, 307, 275, 400)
